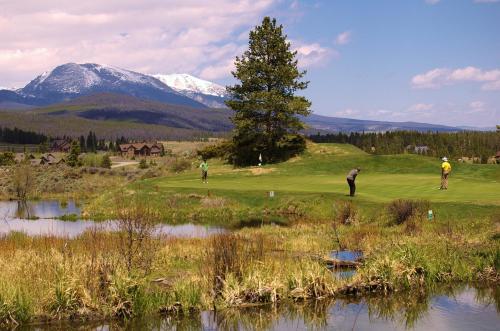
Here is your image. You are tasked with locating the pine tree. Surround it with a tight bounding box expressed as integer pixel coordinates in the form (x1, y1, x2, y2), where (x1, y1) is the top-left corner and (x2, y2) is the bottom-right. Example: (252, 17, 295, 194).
(67, 141, 81, 167)
(79, 135, 86, 153)
(226, 17, 311, 166)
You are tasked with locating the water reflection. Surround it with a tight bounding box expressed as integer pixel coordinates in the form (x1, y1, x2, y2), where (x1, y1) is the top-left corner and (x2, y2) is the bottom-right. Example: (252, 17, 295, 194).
(0, 200, 81, 219)
(0, 219, 225, 238)
(0, 200, 225, 238)
(17, 286, 500, 330)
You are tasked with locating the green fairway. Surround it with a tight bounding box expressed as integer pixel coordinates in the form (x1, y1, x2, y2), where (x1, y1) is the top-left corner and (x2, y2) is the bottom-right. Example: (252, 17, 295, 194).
(149, 143, 499, 206)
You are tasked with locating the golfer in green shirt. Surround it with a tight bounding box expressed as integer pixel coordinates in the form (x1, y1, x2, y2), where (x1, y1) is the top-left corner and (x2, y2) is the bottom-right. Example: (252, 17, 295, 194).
(200, 159, 209, 183)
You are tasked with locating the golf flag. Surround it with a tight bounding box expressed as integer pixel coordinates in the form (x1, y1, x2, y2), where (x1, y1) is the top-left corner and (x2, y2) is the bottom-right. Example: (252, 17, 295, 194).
(258, 153, 262, 166)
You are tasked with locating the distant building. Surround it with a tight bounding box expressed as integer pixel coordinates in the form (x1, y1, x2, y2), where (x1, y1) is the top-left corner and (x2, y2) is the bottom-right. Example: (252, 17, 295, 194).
(51, 139, 71, 152)
(29, 153, 66, 165)
(414, 145, 429, 154)
(119, 142, 164, 158)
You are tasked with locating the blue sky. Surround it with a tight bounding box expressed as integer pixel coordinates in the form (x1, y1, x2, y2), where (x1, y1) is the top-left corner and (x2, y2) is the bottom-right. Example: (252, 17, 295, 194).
(0, 0, 498, 126)
(263, 0, 500, 127)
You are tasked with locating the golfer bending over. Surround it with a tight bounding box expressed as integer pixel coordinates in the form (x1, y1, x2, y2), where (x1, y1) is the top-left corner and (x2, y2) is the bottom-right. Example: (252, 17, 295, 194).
(346, 167, 361, 197)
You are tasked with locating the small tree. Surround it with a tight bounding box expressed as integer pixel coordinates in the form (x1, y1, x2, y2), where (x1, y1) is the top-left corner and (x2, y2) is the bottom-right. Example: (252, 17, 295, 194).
(101, 154, 112, 169)
(12, 163, 34, 201)
(114, 193, 159, 275)
(226, 17, 311, 166)
(67, 141, 80, 167)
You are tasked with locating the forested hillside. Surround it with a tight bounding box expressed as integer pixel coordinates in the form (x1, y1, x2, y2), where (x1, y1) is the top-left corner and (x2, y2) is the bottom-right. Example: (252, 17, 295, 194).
(310, 131, 500, 161)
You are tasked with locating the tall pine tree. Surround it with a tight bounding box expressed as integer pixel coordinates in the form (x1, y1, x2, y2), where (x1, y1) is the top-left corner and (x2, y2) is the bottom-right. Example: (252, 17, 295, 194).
(226, 17, 311, 166)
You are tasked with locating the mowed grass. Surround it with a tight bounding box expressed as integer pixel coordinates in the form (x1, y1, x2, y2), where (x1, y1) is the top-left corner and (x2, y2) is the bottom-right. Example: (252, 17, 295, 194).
(146, 143, 499, 208)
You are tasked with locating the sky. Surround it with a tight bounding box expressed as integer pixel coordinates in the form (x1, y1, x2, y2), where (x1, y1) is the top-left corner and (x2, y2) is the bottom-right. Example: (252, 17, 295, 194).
(0, 0, 499, 127)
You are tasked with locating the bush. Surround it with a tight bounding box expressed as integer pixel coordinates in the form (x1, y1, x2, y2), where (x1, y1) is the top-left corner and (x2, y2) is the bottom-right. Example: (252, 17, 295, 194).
(0, 152, 15, 166)
(230, 134, 306, 166)
(138, 159, 148, 169)
(387, 199, 430, 225)
(169, 158, 191, 173)
(334, 200, 358, 225)
(101, 154, 112, 169)
(197, 140, 233, 160)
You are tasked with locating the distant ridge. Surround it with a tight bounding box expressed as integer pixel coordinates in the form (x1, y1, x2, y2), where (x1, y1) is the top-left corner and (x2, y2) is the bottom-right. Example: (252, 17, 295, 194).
(304, 114, 462, 133)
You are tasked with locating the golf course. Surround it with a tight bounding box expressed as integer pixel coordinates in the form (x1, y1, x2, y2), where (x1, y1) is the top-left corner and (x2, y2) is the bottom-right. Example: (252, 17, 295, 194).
(120, 142, 499, 222)
(0, 142, 499, 328)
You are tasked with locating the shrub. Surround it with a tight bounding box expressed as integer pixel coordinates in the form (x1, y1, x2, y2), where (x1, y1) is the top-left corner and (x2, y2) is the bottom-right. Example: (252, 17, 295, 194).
(0, 152, 15, 166)
(170, 158, 191, 173)
(138, 159, 148, 169)
(333, 201, 358, 225)
(197, 140, 233, 160)
(387, 199, 430, 225)
(101, 154, 112, 169)
(11, 164, 34, 201)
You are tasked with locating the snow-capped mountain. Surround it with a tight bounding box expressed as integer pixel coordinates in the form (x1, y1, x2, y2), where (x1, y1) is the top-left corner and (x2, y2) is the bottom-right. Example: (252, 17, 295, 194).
(153, 73, 228, 108)
(153, 74, 226, 97)
(1, 63, 206, 108)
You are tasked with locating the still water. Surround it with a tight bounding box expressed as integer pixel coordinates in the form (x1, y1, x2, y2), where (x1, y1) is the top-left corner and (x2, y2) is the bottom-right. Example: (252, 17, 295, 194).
(18, 286, 499, 330)
(0, 200, 224, 238)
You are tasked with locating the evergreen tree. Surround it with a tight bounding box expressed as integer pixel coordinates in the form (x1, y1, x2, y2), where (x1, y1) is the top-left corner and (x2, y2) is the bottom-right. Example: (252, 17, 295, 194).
(226, 17, 311, 166)
(86, 131, 93, 152)
(79, 135, 86, 153)
(67, 141, 81, 167)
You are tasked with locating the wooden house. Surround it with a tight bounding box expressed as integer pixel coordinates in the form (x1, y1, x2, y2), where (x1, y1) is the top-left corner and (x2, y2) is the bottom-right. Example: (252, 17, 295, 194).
(119, 142, 164, 158)
(51, 139, 71, 152)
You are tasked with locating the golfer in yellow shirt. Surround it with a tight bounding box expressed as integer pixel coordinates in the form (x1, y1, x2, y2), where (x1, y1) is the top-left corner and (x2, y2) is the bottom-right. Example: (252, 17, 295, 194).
(440, 157, 452, 190)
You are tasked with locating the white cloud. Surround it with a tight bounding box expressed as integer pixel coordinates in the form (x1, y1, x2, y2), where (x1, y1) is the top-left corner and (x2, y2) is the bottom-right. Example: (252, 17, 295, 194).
(411, 66, 500, 90)
(469, 101, 485, 112)
(293, 42, 336, 68)
(335, 31, 351, 45)
(408, 103, 434, 112)
(0, 0, 278, 86)
(334, 108, 360, 117)
(0, 0, 333, 86)
(425, 0, 441, 4)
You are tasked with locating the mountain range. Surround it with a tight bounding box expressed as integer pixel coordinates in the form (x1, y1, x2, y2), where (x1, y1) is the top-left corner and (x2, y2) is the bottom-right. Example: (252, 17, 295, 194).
(0, 62, 476, 137)
(0, 63, 210, 109)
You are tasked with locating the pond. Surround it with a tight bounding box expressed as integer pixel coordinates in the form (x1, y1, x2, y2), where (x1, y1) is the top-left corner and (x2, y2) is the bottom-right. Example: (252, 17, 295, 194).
(0, 200, 81, 219)
(18, 286, 499, 330)
(0, 200, 225, 238)
(328, 250, 364, 279)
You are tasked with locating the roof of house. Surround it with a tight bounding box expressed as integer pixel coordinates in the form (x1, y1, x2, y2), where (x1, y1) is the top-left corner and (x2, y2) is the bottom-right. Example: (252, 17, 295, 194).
(119, 142, 163, 152)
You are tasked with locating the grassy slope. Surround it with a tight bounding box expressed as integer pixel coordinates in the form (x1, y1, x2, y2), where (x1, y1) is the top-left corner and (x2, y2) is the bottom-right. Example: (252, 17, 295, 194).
(134, 143, 499, 222)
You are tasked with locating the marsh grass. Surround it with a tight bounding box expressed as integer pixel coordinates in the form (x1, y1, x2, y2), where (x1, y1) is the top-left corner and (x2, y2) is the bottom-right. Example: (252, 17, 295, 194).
(334, 200, 359, 225)
(387, 199, 430, 225)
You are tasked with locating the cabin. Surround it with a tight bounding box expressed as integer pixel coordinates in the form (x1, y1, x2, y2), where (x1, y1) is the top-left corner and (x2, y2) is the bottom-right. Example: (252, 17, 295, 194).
(119, 142, 164, 158)
(33, 153, 65, 165)
(51, 139, 71, 152)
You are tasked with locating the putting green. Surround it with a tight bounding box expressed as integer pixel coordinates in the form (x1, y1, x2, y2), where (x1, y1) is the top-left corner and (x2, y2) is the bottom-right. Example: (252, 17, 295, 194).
(151, 143, 500, 206)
